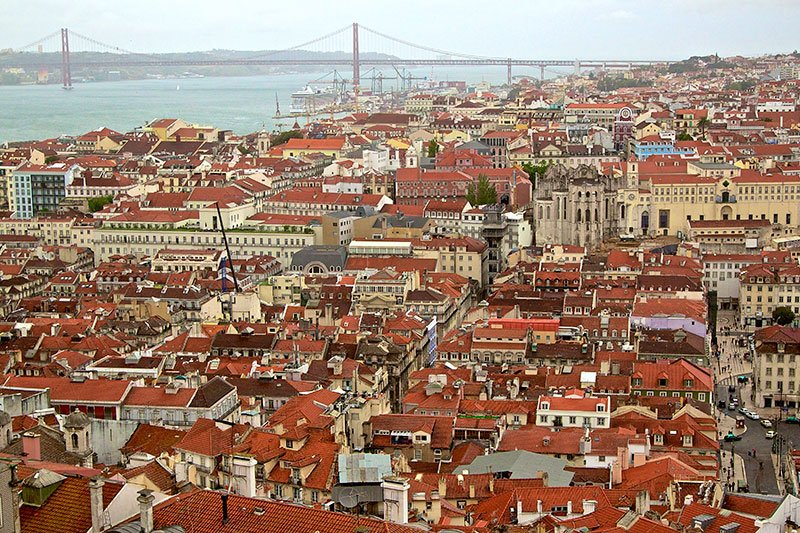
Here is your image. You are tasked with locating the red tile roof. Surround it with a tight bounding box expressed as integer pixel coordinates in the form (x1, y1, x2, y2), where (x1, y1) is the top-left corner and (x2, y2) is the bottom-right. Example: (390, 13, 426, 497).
(722, 493, 780, 518)
(19, 475, 123, 533)
(2, 376, 132, 404)
(175, 418, 251, 457)
(121, 423, 187, 458)
(147, 489, 421, 532)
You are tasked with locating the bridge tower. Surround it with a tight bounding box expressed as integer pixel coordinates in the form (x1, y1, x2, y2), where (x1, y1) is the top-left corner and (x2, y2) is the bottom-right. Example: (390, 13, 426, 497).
(352, 22, 360, 90)
(506, 58, 512, 86)
(60, 28, 72, 89)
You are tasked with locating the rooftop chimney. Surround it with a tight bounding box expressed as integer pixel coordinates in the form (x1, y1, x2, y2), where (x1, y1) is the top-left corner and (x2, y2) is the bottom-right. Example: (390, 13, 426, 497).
(89, 477, 105, 533)
(137, 488, 155, 533)
(221, 492, 230, 525)
(22, 432, 41, 461)
(438, 476, 447, 498)
(583, 499, 597, 515)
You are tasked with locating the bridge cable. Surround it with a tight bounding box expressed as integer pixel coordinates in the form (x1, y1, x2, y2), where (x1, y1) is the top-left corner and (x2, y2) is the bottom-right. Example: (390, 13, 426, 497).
(243, 24, 353, 60)
(358, 24, 502, 61)
(67, 30, 163, 61)
(15, 30, 62, 52)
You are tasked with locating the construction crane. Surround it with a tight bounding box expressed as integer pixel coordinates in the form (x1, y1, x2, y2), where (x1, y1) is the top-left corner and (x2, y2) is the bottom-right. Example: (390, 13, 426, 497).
(391, 65, 426, 92)
(362, 67, 386, 94)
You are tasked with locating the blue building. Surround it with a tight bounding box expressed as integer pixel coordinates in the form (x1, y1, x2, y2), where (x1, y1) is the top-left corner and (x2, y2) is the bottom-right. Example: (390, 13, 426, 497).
(10, 163, 79, 219)
(633, 133, 695, 160)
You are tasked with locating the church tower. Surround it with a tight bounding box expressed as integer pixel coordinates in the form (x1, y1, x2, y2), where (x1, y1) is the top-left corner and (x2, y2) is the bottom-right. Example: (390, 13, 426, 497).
(256, 128, 270, 157)
(405, 144, 418, 168)
(63, 409, 93, 468)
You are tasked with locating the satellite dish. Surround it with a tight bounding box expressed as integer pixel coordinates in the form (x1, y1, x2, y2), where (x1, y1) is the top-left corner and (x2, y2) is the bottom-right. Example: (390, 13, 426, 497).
(336, 486, 359, 509)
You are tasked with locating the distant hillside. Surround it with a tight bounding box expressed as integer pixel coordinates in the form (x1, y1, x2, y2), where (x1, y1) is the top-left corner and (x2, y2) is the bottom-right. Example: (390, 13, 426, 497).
(667, 54, 738, 74)
(0, 49, 397, 85)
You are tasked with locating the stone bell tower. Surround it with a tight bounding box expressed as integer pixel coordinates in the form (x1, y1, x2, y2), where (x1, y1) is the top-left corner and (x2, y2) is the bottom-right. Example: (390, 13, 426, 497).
(63, 409, 93, 468)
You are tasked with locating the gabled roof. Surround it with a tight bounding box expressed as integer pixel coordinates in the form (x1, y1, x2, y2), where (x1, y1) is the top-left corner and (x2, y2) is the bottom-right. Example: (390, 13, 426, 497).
(121, 423, 187, 458)
(174, 418, 251, 457)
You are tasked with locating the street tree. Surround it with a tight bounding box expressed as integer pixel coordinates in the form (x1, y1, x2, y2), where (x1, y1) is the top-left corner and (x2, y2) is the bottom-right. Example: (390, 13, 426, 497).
(466, 174, 498, 206)
(773, 306, 796, 326)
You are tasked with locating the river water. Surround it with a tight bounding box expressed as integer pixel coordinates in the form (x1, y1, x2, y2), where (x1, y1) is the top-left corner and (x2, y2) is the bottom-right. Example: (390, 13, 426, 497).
(0, 66, 527, 143)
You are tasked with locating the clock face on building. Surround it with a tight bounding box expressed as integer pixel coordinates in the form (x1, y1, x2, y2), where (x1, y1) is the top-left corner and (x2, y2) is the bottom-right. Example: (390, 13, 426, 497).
(628, 193, 635, 200)
(619, 107, 632, 120)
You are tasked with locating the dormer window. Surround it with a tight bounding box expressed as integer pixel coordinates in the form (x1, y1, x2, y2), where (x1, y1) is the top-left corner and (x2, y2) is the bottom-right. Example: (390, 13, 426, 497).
(778, 343, 786, 353)
(658, 378, 668, 387)
(596, 404, 605, 412)
(654, 434, 664, 445)
(541, 402, 550, 410)
(683, 379, 694, 388)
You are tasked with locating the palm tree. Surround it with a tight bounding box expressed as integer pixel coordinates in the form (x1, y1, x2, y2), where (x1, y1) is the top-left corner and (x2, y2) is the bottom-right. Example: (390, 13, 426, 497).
(698, 117, 709, 140)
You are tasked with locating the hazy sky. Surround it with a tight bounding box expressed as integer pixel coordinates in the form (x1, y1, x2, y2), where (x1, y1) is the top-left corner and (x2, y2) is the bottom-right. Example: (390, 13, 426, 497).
(6, 0, 800, 60)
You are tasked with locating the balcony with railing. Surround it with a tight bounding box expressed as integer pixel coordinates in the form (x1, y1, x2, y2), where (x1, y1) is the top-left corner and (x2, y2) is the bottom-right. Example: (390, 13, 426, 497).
(716, 194, 737, 203)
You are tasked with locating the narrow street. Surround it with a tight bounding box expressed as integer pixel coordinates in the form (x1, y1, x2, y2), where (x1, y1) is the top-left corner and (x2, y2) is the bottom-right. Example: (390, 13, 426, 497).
(714, 313, 782, 494)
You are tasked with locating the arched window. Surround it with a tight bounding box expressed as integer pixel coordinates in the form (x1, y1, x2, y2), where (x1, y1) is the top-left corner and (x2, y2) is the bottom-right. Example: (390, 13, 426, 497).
(86, 431, 90, 448)
(71, 433, 78, 449)
(576, 210, 582, 222)
(585, 208, 591, 223)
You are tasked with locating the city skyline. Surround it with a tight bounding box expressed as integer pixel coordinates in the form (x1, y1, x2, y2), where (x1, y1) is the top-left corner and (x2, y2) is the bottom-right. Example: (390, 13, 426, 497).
(5, 0, 800, 60)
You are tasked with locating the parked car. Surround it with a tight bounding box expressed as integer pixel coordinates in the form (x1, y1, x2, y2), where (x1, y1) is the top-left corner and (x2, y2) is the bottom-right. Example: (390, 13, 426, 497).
(766, 430, 777, 439)
(724, 432, 742, 442)
(738, 406, 749, 414)
(730, 403, 739, 410)
(760, 419, 773, 428)
(728, 385, 736, 392)
(747, 411, 760, 420)
(786, 416, 800, 424)
(717, 400, 727, 409)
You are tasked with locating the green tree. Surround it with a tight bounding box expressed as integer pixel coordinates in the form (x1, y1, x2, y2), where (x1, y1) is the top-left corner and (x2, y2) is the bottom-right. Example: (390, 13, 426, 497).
(270, 130, 303, 146)
(773, 306, 796, 326)
(677, 132, 693, 142)
(521, 161, 549, 187)
(427, 140, 439, 158)
(88, 195, 114, 213)
(466, 174, 498, 206)
(698, 117, 709, 139)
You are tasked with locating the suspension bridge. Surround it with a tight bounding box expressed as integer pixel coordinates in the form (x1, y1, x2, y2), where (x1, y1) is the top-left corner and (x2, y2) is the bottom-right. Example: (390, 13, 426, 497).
(3, 24, 670, 89)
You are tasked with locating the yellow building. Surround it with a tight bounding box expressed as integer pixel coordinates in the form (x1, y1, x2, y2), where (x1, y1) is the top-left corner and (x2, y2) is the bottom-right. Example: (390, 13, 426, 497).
(620, 162, 800, 237)
(144, 118, 188, 141)
(634, 122, 663, 140)
(645, 171, 800, 236)
(739, 262, 800, 328)
(281, 137, 353, 159)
